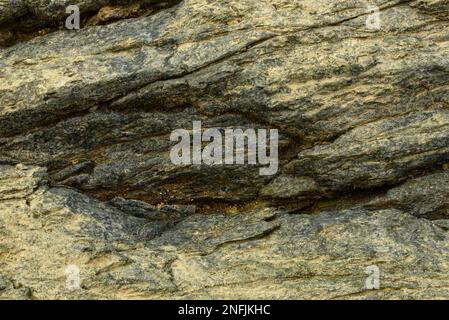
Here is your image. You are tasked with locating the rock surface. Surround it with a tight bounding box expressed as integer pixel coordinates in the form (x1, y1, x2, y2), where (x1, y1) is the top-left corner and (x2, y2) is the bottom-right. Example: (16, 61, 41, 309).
(1, 164, 449, 299)
(1, 0, 449, 299)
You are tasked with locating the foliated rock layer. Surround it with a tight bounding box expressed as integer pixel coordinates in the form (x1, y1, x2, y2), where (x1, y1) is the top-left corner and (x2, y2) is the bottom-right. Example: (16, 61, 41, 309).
(1, 0, 449, 299)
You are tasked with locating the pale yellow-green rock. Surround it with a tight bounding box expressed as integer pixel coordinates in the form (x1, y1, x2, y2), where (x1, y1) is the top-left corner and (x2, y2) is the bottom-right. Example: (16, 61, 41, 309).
(1, 165, 449, 299)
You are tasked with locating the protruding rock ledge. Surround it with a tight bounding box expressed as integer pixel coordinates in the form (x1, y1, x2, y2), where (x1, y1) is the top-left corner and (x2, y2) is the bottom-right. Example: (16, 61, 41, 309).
(1, 164, 449, 299)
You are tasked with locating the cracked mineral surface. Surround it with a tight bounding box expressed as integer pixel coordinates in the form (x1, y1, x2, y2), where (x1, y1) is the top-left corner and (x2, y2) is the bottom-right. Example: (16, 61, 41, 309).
(1, 0, 449, 300)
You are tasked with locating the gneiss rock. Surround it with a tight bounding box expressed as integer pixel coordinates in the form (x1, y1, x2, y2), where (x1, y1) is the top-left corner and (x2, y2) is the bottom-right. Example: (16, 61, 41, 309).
(0, 1, 183, 47)
(2, 0, 449, 299)
(366, 170, 449, 220)
(260, 175, 321, 199)
(0, 0, 28, 26)
(286, 110, 449, 194)
(1, 0, 449, 206)
(170, 120, 279, 176)
(0, 0, 180, 26)
(1, 164, 449, 299)
(108, 196, 195, 222)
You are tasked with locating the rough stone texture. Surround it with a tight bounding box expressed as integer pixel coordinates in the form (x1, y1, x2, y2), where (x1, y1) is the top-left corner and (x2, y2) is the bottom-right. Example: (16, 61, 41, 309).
(2, 165, 449, 299)
(0, 0, 180, 47)
(366, 171, 449, 219)
(0, 0, 177, 26)
(2, 0, 449, 299)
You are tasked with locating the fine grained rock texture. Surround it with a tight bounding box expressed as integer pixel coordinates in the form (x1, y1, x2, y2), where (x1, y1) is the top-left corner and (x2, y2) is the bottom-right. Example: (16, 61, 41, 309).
(1, 0, 449, 299)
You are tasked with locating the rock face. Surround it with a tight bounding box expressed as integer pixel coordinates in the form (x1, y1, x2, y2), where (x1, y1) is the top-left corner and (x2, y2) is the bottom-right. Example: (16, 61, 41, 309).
(1, 0, 449, 299)
(2, 164, 449, 299)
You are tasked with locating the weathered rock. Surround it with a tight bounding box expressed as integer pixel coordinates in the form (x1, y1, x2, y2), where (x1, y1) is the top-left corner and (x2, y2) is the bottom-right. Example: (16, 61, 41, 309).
(108, 196, 195, 221)
(0, 0, 181, 47)
(2, 0, 449, 299)
(1, 0, 449, 206)
(260, 175, 321, 199)
(366, 170, 449, 219)
(0, 0, 178, 26)
(0, 0, 28, 26)
(0, 164, 46, 200)
(287, 110, 449, 193)
(1, 165, 449, 299)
